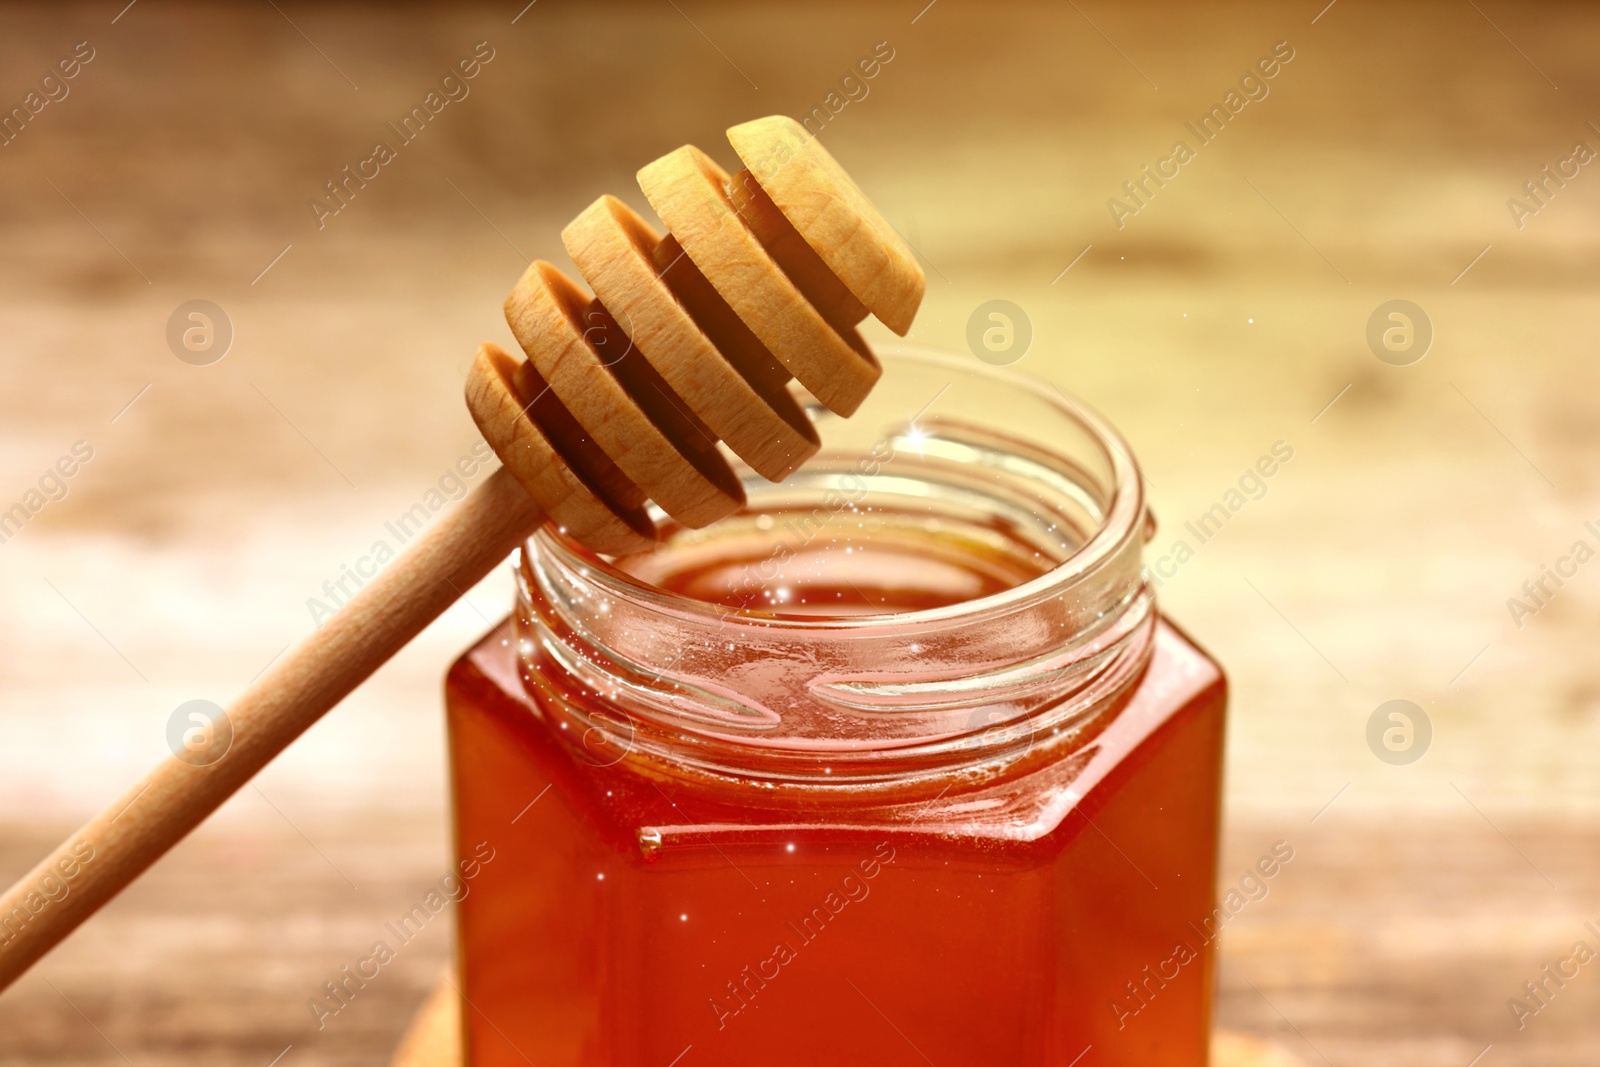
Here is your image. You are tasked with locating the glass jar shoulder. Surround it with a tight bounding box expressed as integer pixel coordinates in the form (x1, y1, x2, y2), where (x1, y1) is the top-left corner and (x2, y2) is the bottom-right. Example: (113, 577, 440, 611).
(447, 615, 1224, 864)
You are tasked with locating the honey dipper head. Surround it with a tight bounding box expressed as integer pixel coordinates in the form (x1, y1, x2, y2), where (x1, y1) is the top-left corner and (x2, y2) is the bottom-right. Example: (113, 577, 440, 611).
(466, 115, 926, 555)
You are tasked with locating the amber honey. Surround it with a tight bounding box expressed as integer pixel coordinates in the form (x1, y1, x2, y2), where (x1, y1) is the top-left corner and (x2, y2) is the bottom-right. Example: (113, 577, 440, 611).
(446, 348, 1227, 1066)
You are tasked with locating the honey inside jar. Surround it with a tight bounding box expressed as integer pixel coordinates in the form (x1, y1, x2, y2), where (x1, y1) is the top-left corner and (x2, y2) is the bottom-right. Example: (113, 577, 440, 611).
(446, 348, 1226, 1066)
(617, 505, 1056, 616)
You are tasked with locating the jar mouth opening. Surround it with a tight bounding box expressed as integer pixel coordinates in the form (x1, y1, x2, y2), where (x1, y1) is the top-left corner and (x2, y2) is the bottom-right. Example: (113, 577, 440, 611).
(516, 345, 1156, 791)
(535, 345, 1146, 630)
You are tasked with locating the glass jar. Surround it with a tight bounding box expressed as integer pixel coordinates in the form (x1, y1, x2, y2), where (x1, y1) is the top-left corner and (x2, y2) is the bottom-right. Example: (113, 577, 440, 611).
(446, 346, 1226, 1066)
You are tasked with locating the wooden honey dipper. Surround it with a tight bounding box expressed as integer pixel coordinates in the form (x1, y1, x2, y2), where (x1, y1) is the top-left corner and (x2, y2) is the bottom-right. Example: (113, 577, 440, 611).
(0, 115, 924, 990)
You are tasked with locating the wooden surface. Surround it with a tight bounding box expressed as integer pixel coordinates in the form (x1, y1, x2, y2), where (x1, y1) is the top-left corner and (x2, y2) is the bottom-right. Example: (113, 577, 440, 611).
(2, 0, 1599, 1063)
(0, 465, 543, 990)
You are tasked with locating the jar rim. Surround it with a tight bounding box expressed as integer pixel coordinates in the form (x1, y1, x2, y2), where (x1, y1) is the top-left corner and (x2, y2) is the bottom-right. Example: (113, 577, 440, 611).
(534, 344, 1147, 631)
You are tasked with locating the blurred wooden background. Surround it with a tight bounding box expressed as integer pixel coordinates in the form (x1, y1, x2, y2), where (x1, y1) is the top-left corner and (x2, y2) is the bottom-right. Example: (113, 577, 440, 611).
(1, 0, 1598, 1063)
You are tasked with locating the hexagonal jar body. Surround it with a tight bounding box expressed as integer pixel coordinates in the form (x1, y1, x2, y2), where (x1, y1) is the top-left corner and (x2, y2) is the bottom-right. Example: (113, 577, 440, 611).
(446, 349, 1227, 1066)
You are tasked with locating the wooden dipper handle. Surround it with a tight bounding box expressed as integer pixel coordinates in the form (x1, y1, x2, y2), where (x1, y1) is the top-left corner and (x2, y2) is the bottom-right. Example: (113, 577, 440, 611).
(0, 115, 923, 991)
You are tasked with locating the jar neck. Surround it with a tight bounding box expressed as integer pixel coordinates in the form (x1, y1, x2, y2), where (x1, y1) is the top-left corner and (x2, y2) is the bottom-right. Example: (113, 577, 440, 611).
(512, 347, 1155, 797)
